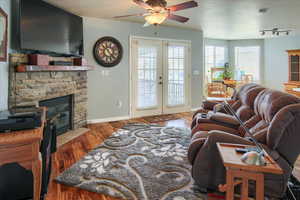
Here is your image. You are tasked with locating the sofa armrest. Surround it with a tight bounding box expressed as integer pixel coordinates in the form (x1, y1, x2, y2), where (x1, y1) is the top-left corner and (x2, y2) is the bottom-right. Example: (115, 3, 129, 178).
(210, 113, 240, 126)
(202, 100, 220, 110)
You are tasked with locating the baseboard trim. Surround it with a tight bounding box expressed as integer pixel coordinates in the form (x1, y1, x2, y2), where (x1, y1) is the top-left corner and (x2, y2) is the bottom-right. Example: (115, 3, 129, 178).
(88, 109, 199, 124)
(87, 116, 131, 124)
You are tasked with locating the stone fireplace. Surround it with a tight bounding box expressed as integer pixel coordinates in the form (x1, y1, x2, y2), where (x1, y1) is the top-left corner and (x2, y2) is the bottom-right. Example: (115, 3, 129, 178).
(8, 54, 88, 131)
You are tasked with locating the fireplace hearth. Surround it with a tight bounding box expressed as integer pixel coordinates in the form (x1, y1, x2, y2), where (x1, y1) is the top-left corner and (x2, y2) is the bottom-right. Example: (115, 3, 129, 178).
(40, 95, 74, 136)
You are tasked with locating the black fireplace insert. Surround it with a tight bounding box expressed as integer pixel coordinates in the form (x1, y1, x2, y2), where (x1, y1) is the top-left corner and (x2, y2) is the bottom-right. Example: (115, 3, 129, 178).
(39, 95, 74, 136)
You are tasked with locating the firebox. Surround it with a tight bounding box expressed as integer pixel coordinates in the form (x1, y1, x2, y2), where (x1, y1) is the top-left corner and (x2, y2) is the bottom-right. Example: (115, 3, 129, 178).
(39, 95, 74, 136)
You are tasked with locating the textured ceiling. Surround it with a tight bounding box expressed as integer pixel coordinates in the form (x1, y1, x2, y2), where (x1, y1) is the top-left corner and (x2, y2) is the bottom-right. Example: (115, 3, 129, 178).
(44, 0, 300, 40)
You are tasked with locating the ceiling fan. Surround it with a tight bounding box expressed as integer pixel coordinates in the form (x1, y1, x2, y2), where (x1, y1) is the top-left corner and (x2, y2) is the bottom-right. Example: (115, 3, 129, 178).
(114, 0, 198, 26)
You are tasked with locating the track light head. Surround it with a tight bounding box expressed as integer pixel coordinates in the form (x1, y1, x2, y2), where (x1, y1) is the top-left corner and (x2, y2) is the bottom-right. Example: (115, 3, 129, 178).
(260, 28, 291, 37)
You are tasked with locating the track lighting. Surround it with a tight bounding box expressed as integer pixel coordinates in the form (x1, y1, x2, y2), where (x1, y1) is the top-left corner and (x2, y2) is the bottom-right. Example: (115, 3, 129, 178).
(260, 28, 291, 36)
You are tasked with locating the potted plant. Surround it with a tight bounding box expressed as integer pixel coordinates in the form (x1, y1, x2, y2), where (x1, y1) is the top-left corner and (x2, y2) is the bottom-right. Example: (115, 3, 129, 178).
(222, 63, 233, 80)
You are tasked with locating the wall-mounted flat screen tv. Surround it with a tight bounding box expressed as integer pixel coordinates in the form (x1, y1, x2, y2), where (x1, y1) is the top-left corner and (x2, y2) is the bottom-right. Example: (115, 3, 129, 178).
(19, 0, 84, 56)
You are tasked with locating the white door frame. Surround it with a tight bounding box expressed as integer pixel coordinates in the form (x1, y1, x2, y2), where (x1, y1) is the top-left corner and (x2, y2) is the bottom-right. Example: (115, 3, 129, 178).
(129, 35, 192, 118)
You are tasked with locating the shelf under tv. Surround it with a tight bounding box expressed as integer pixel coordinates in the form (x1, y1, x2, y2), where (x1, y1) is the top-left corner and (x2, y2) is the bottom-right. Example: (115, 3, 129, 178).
(16, 65, 95, 72)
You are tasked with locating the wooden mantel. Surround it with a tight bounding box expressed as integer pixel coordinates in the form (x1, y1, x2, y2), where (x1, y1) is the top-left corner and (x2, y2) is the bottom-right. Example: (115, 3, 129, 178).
(16, 65, 95, 72)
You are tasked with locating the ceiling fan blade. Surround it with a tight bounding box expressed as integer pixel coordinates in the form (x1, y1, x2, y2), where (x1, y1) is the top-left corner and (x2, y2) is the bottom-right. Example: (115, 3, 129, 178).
(133, 0, 153, 10)
(113, 13, 146, 18)
(167, 1, 198, 12)
(167, 14, 189, 23)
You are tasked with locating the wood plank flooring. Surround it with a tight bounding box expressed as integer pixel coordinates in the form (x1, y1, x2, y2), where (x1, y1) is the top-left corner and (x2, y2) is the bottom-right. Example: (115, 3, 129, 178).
(45, 112, 300, 200)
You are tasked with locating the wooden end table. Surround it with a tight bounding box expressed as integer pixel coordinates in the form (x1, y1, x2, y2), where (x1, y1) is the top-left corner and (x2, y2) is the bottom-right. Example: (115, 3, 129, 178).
(0, 107, 46, 200)
(223, 80, 237, 97)
(217, 143, 283, 200)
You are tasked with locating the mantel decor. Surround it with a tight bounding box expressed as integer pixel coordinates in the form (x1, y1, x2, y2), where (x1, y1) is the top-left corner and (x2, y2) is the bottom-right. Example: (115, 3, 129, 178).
(93, 37, 123, 67)
(0, 7, 8, 62)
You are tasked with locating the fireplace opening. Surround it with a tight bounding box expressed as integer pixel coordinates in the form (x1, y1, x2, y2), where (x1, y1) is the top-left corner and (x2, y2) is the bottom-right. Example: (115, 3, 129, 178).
(39, 95, 74, 136)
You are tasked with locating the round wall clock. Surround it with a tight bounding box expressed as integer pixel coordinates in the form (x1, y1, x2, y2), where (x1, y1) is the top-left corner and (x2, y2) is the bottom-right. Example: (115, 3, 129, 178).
(93, 37, 123, 67)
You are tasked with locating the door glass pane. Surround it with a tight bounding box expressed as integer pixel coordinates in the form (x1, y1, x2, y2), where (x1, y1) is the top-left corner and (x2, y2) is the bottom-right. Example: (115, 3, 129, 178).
(137, 47, 157, 109)
(168, 45, 185, 106)
(291, 73, 300, 81)
(291, 56, 299, 72)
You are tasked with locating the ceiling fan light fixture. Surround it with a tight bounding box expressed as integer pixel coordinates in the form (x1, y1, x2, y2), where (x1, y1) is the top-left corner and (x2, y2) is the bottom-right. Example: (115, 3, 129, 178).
(145, 12, 168, 25)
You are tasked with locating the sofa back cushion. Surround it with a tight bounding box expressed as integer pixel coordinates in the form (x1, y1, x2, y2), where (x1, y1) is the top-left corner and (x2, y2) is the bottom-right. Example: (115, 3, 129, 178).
(232, 83, 260, 101)
(254, 89, 300, 123)
(267, 104, 300, 165)
(235, 87, 265, 122)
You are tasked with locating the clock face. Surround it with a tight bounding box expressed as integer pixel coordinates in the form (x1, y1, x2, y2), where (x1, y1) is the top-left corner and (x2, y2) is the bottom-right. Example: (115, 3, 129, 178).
(93, 37, 123, 67)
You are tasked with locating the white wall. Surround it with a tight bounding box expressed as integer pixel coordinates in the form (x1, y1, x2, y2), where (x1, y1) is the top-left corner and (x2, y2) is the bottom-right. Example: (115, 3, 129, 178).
(0, 0, 10, 111)
(264, 36, 300, 90)
(84, 17, 204, 120)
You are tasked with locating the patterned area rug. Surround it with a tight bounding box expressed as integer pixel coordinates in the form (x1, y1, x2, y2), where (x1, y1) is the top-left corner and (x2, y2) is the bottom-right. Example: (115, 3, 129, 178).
(56, 123, 206, 200)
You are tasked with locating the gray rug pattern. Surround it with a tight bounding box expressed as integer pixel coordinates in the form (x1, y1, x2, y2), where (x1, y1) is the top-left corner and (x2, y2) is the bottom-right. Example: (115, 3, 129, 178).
(56, 123, 206, 200)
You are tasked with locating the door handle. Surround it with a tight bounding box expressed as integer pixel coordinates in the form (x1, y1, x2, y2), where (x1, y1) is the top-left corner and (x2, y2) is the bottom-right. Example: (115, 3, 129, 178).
(159, 81, 163, 85)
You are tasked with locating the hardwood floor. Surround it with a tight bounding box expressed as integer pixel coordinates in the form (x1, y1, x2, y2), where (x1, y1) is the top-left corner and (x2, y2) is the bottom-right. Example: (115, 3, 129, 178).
(45, 112, 300, 200)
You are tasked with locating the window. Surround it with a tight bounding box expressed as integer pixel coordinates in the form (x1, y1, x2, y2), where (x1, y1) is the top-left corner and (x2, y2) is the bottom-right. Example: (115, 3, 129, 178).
(215, 47, 225, 66)
(205, 46, 226, 82)
(205, 46, 225, 69)
(235, 46, 260, 82)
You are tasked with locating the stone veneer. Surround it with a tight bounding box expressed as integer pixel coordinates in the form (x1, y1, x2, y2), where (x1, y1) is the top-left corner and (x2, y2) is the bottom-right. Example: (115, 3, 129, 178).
(9, 54, 87, 129)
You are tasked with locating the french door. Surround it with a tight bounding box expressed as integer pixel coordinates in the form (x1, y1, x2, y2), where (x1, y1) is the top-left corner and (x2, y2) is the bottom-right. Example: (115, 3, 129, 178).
(130, 38, 191, 118)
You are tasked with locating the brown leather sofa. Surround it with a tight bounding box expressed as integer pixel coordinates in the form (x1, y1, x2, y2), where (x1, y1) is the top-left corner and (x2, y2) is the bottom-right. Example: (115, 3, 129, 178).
(193, 83, 260, 117)
(191, 83, 262, 130)
(188, 89, 300, 198)
(191, 86, 265, 135)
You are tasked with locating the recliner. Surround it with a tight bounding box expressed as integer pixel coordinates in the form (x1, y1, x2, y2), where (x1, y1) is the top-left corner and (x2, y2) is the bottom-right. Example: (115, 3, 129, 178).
(188, 89, 300, 198)
(192, 83, 260, 119)
(191, 86, 265, 135)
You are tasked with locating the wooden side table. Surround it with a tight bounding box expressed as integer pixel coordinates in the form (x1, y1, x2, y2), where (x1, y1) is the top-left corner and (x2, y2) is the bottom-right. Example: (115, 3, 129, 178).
(217, 143, 283, 200)
(0, 107, 46, 200)
(223, 80, 237, 98)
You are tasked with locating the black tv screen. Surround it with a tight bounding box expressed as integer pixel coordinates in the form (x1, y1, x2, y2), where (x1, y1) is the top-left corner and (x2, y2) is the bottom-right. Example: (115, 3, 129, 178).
(19, 0, 84, 56)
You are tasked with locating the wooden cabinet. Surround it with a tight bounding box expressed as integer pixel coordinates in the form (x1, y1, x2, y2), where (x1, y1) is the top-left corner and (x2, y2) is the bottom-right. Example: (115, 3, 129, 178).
(284, 50, 300, 97)
(0, 108, 46, 200)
